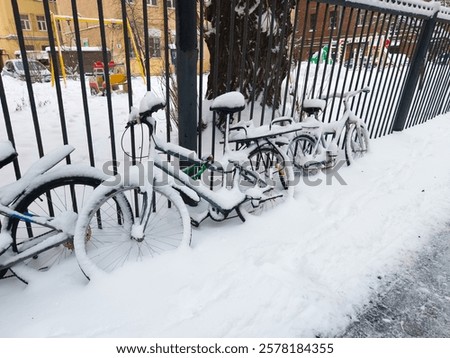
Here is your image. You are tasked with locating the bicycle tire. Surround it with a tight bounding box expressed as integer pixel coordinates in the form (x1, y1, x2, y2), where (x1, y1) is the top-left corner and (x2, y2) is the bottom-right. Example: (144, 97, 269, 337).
(74, 182, 191, 279)
(345, 123, 369, 165)
(6, 173, 103, 273)
(238, 145, 293, 216)
(286, 133, 317, 174)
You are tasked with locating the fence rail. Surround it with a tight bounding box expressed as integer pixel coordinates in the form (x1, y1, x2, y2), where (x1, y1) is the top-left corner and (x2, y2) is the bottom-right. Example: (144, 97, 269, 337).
(1, 0, 449, 179)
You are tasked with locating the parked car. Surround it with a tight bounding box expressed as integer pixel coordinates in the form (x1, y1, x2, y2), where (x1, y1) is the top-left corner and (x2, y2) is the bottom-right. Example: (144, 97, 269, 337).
(1, 59, 51, 82)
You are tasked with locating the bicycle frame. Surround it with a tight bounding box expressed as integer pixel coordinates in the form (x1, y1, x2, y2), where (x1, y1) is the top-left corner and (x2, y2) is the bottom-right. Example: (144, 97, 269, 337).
(290, 87, 370, 170)
(126, 113, 271, 226)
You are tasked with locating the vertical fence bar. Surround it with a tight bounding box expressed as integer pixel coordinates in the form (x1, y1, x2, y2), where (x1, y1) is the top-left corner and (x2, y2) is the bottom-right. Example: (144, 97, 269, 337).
(70, 0, 95, 167)
(122, 0, 134, 102)
(392, 12, 438, 132)
(225, 0, 236, 93)
(386, 16, 420, 133)
(260, 0, 277, 125)
(379, 15, 408, 136)
(142, 0, 151, 91)
(210, 0, 221, 168)
(97, 0, 118, 174)
(10, 0, 44, 157)
(249, 1, 264, 120)
(372, 13, 400, 138)
(311, 3, 329, 98)
(43, 0, 70, 164)
(407, 20, 442, 127)
(323, 5, 347, 123)
(198, 0, 205, 157)
(355, 10, 376, 112)
(290, 0, 311, 119)
(0, 74, 21, 179)
(270, 0, 292, 121)
(364, 13, 392, 135)
(282, 0, 300, 116)
(420, 22, 450, 122)
(163, 0, 172, 148)
(327, 6, 353, 123)
(303, 0, 320, 103)
(175, 0, 197, 151)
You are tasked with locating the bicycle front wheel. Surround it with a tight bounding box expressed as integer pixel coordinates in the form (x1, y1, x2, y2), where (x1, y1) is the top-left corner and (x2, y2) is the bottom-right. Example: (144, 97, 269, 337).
(7, 173, 103, 273)
(345, 123, 369, 165)
(74, 183, 191, 279)
(286, 133, 317, 174)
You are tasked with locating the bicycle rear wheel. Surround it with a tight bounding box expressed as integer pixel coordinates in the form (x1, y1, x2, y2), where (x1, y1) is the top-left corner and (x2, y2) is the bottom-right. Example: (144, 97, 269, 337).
(238, 145, 293, 216)
(74, 183, 191, 279)
(345, 123, 369, 165)
(6, 174, 103, 273)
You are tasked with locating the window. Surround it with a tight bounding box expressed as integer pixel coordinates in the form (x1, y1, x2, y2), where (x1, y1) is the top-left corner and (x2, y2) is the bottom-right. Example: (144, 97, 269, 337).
(149, 37, 161, 57)
(147, 0, 157, 5)
(329, 11, 337, 29)
(20, 14, 31, 31)
(309, 13, 317, 31)
(36, 15, 47, 31)
(166, 0, 174, 8)
(357, 10, 366, 27)
(126, 0, 135, 4)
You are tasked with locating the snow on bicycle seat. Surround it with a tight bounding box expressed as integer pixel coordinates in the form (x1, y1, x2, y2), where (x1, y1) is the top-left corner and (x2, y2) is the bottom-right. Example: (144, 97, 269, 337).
(0, 141, 17, 169)
(302, 98, 326, 115)
(210, 91, 245, 114)
(139, 91, 166, 117)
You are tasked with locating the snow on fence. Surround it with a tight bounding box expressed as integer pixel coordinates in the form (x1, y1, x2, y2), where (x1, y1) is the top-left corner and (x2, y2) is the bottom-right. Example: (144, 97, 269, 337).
(1, 0, 450, 179)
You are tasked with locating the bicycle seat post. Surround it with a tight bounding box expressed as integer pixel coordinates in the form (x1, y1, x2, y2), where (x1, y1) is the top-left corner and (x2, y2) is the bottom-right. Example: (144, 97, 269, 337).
(224, 113, 231, 154)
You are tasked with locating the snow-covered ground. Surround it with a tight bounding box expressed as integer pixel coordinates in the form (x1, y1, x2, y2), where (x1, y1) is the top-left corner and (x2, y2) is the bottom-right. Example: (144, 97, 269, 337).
(0, 76, 449, 337)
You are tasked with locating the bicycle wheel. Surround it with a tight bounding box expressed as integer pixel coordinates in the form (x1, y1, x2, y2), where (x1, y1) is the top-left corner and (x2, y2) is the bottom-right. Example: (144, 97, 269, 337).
(74, 183, 191, 279)
(238, 145, 293, 216)
(345, 123, 369, 165)
(7, 174, 103, 273)
(286, 133, 317, 174)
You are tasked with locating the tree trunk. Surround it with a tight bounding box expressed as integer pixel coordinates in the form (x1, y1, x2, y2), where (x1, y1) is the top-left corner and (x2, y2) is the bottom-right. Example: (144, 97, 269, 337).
(204, 0, 296, 109)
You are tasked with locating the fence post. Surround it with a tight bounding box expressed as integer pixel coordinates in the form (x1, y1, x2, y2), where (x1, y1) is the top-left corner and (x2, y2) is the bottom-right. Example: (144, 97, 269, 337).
(392, 13, 438, 132)
(175, 0, 198, 151)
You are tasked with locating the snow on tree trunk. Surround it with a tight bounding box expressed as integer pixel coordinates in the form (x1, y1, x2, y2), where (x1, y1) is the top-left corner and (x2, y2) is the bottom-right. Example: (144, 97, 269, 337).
(204, 0, 296, 109)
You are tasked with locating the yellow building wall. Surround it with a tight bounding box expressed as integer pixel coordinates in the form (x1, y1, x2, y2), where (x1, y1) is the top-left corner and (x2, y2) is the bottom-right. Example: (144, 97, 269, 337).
(0, 0, 57, 67)
(55, 0, 210, 76)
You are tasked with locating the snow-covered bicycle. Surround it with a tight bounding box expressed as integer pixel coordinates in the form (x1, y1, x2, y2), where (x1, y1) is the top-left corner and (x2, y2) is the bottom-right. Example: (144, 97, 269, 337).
(0, 142, 110, 282)
(286, 87, 370, 174)
(73, 91, 293, 280)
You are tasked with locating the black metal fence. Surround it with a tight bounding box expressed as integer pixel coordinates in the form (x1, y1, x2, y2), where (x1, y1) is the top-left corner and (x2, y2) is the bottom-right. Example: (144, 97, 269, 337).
(1, 0, 450, 179)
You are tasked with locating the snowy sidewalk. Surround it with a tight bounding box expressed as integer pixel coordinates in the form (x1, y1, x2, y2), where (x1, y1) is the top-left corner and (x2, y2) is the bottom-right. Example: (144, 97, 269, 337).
(0, 85, 449, 337)
(341, 229, 450, 337)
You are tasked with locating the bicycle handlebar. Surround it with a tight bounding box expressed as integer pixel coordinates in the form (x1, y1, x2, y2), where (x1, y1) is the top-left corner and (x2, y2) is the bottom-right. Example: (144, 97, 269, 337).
(320, 86, 370, 102)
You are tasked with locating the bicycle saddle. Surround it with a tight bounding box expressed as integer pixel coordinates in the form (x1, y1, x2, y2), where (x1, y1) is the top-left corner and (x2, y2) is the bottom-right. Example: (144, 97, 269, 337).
(139, 91, 166, 117)
(0, 141, 17, 169)
(210, 91, 246, 114)
(302, 98, 326, 115)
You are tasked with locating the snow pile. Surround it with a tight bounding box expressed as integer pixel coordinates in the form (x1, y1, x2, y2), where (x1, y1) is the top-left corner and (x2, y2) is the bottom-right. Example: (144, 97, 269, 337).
(0, 75, 449, 338)
(0, 105, 449, 337)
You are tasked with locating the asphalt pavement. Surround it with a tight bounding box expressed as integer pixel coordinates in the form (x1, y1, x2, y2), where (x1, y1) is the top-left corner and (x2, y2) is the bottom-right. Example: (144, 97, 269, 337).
(340, 227, 450, 338)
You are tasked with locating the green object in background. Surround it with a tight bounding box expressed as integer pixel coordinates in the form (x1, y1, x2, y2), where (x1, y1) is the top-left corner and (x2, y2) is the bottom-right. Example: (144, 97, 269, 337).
(310, 45, 333, 64)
